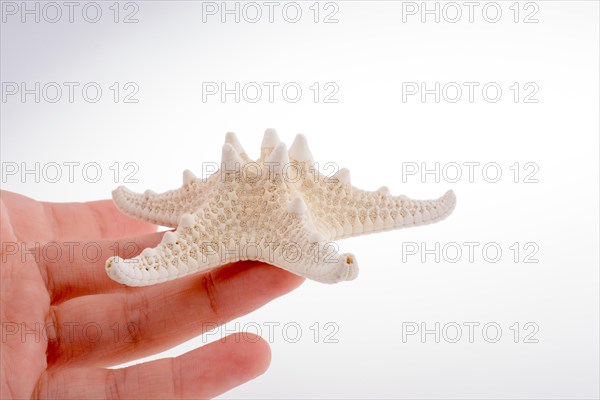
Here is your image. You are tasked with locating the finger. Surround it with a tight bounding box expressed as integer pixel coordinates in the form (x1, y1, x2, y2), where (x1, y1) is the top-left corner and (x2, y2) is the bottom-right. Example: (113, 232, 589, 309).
(0, 190, 156, 242)
(35, 333, 271, 399)
(49, 262, 303, 366)
(42, 231, 165, 303)
(43, 198, 158, 240)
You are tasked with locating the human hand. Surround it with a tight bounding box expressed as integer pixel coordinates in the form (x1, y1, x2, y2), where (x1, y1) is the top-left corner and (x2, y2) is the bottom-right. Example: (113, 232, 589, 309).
(0, 190, 304, 399)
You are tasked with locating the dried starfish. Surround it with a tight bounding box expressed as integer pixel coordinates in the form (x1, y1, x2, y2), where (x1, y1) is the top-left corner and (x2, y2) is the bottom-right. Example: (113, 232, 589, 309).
(105, 130, 456, 285)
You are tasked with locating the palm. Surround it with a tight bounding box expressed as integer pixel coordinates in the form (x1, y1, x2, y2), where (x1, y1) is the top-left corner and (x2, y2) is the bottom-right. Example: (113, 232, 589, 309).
(0, 190, 303, 399)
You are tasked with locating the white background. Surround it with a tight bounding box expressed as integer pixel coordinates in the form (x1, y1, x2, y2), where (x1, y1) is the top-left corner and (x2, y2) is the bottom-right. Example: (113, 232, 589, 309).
(1, 1, 599, 398)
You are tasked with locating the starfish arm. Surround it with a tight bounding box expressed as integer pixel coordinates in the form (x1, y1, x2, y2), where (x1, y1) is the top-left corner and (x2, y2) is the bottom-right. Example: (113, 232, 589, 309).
(251, 208, 359, 284)
(112, 177, 214, 228)
(301, 170, 456, 240)
(105, 213, 224, 286)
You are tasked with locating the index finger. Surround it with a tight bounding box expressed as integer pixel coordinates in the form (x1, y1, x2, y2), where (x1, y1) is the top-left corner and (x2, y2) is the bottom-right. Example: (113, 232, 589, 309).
(1, 190, 157, 242)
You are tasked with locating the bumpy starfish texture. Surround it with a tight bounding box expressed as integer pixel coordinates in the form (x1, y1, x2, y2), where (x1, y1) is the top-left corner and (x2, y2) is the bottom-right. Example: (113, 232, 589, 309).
(105, 130, 456, 285)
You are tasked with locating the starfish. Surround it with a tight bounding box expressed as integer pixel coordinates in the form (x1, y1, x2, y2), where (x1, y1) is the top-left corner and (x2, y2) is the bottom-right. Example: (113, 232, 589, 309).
(105, 130, 456, 285)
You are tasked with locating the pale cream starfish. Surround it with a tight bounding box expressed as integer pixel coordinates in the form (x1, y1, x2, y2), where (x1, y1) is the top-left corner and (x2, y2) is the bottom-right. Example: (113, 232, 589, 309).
(105, 130, 456, 285)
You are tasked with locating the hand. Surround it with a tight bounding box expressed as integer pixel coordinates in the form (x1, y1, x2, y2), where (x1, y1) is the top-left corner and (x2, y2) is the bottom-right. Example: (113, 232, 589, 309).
(0, 190, 304, 399)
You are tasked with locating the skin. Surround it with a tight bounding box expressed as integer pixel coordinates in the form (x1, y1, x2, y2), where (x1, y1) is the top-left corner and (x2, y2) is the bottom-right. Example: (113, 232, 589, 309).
(0, 190, 304, 399)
